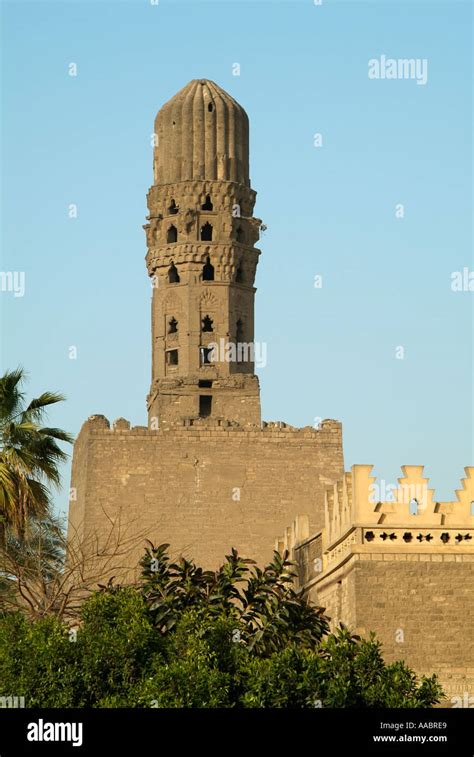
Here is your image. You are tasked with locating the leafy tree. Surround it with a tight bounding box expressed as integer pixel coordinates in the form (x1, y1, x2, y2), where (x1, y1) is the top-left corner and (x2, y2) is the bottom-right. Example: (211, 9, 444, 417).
(73, 588, 162, 706)
(0, 611, 76, 707)
(0, 368, 73, 541)
(140, 543, 329, 655)
(0, 545, 443, 708)
(241, 628, 442, 708)
(134, 610, 235, 708)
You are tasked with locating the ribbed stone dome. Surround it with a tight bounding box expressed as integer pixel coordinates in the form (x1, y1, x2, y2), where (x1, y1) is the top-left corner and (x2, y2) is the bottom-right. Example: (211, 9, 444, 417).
(153, 79, 249, 187)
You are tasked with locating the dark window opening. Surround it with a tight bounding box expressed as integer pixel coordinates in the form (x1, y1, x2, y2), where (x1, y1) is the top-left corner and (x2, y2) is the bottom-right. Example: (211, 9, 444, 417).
(235, 265, 244, 284)
(199, 380, 213, 388)
(207, 103, 213, 113)
(166, 349, 178, 366)
(168, 199, 178, 215)
(236, 319, 244, 343)
(168, 263, 180, 284)
(201, 315, 214, 332)
(200, 346, 213, 365)
(200, 222, 213, 241)
(168, 317, 178, 333)
(202, 256, 215, 280)
(236, 226, 245, 243)
(167, 225, 178, 243)
(201, 195, 213, 211)
(199, 395, 212, 417)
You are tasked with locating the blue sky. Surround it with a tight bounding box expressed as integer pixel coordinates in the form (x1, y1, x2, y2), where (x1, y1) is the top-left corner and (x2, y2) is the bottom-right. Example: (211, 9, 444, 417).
(1, 0, 472, 514)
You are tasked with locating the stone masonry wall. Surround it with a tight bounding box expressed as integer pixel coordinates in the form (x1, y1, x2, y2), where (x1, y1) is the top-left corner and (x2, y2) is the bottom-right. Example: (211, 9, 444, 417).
(312, 555, 474, 699)
(352, 557, 474, 700)
(68, 416, 343, 579)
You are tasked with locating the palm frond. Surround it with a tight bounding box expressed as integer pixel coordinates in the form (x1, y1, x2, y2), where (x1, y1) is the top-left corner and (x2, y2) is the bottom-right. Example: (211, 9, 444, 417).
(0, 367, 26, 422)
(0, 369, 71, 536)
(37, 427, 75, 444)
(22, 392, 67, 423)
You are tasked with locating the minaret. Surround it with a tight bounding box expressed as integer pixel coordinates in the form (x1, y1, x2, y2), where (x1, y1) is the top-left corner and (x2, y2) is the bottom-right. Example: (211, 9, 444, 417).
(145, 80, 262, 428)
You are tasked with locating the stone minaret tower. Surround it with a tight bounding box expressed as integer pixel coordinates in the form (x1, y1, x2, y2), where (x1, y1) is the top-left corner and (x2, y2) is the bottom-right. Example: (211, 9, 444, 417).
(145, 80, 262, 428)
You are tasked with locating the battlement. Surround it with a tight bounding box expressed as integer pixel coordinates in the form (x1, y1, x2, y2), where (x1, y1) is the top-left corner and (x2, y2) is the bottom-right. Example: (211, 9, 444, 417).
(278, 464, 474, 581)
(324, 464, 474, 555)
(79, 414, 342, 439)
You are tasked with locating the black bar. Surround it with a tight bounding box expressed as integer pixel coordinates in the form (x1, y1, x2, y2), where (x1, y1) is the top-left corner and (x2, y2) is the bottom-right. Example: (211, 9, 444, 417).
(0, 708, 472, 755)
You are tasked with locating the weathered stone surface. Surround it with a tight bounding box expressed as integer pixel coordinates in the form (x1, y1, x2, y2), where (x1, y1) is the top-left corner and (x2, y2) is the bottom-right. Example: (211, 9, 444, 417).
(69, 418, 344, 575)
(146, 80, 262, 429)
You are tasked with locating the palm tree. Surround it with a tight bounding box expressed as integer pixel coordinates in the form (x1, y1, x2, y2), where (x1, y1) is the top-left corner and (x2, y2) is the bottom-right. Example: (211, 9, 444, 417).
(0, 368, 73, 541)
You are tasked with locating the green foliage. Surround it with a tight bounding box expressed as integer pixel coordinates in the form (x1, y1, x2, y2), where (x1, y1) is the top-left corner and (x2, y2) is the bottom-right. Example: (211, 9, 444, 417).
(0, 546, 444, 708)
(0, 588, 163, 708)
(140, 543, 329, 655)
(135, 612, 234, 708)
(0, 612, 76, 706)
(241, 628, 442, 708)
(73, 588, 162, 706)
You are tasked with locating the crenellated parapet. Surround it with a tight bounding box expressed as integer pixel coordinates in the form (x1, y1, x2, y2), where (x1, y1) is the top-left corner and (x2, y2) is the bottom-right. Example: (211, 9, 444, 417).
(322, 465, 474, 564)
(277, 464, 474, 584)
(78, 414, 342, 437)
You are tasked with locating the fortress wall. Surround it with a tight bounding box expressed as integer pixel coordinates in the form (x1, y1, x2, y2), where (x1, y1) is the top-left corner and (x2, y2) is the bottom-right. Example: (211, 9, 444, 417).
(353, 557, 474, 700)
(67, 416, 343, 578)
(313, 556, 474, 700)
